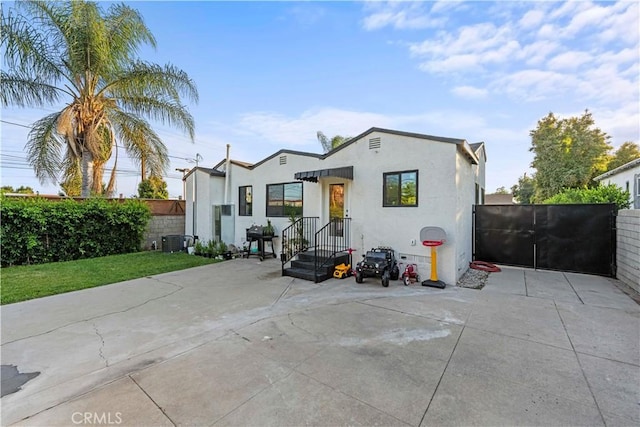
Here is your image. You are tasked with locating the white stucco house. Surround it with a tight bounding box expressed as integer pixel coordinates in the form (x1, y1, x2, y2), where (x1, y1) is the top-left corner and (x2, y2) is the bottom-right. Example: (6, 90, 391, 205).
(594, 158, 640, 209)
(183, 127, 486, 285)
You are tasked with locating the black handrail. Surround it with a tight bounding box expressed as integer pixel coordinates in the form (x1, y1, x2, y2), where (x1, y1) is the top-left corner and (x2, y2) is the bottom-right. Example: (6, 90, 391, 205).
(313, 217, 351, 282)
(281, 217, 318, 273)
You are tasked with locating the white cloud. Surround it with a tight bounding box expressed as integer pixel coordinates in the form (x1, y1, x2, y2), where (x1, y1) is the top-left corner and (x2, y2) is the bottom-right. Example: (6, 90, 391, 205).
(518, 9, 545, 30)
(562, 3, 610, 37)
(494, 69, 580, 101)
(403, 1, 638, 112)
(235, 108, 392, 147)
(430, 1, 467, 15)
(362, 1, 446, 31)
(451, 86, 489, 99)
(547, 51, 593, 71)
(598, 1, 639, 44)
(419, 54, 480, 73)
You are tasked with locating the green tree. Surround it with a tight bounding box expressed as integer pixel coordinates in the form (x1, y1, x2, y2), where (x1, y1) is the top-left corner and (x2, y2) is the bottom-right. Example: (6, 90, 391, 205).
(529, 111, 611, 202)
(138, 175, 168, 199)
(494, 186, 509, 194)
(1, 0, 198, 198)
(543, 184, 631, 211)
(317, 131, 351, 153)
(0, 185, 34, 194)
(511, 173, 535, 204)
(607, 142, 640, 171)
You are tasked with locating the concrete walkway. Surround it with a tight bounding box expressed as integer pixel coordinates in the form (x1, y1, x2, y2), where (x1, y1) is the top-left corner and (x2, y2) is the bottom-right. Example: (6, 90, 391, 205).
(1, 260, 638, 426)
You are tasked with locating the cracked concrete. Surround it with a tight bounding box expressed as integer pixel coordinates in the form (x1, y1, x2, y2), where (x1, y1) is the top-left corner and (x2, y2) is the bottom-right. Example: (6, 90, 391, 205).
(1, 261, 638, 426)
(92, 323, 109, 368)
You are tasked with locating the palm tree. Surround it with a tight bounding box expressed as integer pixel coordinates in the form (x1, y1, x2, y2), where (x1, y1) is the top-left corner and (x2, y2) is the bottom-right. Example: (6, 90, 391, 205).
(317, 131, 351, 153)
(1, 0, 198, 197)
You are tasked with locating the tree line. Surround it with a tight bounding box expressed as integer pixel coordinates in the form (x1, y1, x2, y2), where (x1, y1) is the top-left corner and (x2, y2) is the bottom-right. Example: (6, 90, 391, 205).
(511, 110, 638, 208)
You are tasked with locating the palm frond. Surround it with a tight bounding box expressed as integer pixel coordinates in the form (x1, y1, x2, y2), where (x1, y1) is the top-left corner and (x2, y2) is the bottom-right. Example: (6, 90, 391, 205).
(0, 71, 62, 107)
(104, 3, 156, 66)
(105, 61, 199, 105)
(109, 110, 169, 177)
(1, 4, 63, 80)
(115, 95, 196, 141)
(26, 112, 65, 184)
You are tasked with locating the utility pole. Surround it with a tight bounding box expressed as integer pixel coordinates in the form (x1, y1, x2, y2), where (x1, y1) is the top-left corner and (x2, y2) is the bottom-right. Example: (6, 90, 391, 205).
(175, 167, 189, 200)
(188, 153, 203, 239)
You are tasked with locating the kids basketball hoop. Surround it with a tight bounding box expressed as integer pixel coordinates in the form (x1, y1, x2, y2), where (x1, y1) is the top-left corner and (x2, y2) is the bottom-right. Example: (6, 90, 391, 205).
(420, 226, 447, 289)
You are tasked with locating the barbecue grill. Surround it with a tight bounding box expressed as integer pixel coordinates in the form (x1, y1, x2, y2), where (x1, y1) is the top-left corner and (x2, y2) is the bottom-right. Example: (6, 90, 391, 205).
(246, 225, 264, 240)
(245, 226, 277, 261)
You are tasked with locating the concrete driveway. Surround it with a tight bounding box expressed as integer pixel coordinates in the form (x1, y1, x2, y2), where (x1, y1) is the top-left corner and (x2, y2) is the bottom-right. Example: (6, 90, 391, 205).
(1, 258, 638, 426)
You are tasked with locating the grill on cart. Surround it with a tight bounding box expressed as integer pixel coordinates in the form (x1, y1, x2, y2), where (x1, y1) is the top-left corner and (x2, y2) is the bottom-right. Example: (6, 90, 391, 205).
(246, 225, 264, 240)
(244, 226, 277, 261)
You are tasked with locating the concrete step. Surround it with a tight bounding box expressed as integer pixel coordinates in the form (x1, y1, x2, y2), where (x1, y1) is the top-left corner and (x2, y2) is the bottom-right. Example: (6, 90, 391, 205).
(283, 267, 331, 282)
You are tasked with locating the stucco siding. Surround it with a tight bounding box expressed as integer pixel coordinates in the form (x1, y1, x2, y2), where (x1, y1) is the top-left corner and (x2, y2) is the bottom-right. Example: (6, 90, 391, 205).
(184, 127, 485, 286)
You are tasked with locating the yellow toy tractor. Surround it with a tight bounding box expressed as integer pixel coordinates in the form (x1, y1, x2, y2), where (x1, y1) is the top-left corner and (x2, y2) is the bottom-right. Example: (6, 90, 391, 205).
(333, 262, 352, 279)
(332, 248, 355, 279)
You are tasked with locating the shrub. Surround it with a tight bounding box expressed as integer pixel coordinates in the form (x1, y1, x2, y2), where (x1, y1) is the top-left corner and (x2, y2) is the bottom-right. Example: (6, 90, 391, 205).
(543, 184, 631, 211)
(1, 197, 151, 266)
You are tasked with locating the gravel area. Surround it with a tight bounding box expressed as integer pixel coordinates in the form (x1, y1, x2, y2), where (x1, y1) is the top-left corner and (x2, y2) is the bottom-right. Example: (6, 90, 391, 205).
(457, 268, 489, 289)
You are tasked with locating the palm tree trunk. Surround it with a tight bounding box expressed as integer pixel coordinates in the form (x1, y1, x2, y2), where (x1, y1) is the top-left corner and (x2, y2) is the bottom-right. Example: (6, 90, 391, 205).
(81, 149, 94, 198)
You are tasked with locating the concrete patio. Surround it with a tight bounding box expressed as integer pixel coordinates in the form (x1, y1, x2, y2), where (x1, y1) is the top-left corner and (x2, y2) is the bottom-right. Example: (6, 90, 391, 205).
(1, 259, 638, 426)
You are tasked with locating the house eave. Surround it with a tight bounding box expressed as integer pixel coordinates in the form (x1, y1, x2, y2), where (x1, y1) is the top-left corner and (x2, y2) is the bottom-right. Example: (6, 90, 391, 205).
(594, 158, 640, 181)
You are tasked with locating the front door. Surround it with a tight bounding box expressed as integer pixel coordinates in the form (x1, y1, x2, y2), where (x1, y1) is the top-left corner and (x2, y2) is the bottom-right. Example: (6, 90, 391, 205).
(329, 183, 344, 237)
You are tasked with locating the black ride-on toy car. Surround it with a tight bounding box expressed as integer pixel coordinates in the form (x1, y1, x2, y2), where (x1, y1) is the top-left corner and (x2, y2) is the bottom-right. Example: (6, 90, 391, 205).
(354, 246, 400, 287)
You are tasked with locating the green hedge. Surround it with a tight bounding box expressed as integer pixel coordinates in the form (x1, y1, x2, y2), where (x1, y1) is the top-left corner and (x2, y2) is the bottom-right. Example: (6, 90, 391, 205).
(543, 184, 631, 211)
(1, 197, 151, 266)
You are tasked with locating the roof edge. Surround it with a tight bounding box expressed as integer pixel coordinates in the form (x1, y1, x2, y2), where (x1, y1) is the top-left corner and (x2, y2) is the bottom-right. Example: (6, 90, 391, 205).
(594, 157, 640, 181)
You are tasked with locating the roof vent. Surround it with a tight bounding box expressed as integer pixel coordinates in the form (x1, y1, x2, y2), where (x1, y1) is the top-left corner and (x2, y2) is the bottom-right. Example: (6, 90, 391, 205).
(279, 155, 287, 165)
(369, 137, 381, 150)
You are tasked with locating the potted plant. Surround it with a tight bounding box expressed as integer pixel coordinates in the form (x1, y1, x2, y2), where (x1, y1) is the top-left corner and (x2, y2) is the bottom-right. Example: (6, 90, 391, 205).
(217, 241, 233, 260)
(207, 240, 217, 258)
(263, 219, 275, 236)
(194, 240, 204, 256)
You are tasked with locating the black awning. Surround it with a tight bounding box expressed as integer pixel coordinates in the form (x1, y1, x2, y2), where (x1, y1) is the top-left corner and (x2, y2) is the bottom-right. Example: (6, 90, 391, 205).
(294, 166, 354, 183)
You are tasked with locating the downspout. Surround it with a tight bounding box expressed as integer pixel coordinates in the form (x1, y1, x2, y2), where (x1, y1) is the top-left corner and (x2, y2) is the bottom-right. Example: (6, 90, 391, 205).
(224, 144, 230, 204)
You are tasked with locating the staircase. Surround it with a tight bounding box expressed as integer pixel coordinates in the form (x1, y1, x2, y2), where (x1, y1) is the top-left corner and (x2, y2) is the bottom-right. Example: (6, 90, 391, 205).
(281, 217, 352, 283)
(285, 250, 350, 282)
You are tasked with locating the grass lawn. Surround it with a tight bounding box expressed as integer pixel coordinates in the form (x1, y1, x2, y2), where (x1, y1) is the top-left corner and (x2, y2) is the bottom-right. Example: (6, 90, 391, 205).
(1, 251, 219, 305)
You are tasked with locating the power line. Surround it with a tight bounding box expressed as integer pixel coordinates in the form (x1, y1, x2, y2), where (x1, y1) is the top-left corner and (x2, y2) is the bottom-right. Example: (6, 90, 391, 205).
(1, 119, 32, 129)
(1, 119, 203, 162)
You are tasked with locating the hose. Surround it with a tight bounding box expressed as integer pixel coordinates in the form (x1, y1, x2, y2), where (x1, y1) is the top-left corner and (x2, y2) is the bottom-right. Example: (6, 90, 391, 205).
(470, 261, 501, 273)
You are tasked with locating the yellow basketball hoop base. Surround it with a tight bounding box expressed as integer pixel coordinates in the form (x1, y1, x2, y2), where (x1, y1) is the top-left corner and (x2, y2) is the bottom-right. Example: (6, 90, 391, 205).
(420, 227, 447, 289)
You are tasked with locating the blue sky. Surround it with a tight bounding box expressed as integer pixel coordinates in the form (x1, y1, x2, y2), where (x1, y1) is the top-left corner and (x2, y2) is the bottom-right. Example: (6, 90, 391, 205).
(1, 0, 638, 198)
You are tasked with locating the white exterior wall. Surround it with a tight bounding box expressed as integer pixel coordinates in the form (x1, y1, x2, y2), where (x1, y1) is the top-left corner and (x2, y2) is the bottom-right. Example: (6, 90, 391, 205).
(319, 131, 464, 286)
(185, 169, 224, 242)
(227, 153, 327, 249)
(455, 151, 477, 280)
(185, 129, 484, 286)
(596, 163, 640, 209)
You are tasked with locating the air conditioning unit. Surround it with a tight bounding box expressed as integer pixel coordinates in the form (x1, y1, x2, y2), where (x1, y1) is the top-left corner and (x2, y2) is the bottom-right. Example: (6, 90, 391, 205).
(162, 235, 182, 253)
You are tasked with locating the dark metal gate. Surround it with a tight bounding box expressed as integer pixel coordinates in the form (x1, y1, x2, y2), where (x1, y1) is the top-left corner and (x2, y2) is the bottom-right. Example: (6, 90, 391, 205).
(474, 204, 616, 277)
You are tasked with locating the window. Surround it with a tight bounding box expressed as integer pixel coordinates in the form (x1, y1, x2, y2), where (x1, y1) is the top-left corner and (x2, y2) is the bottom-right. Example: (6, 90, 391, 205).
(239, 186, 252, 216)
(266, 182, 303, 217)
(383, 170, 418, 207)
